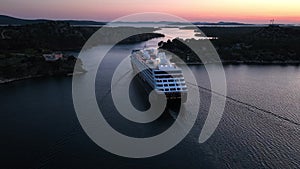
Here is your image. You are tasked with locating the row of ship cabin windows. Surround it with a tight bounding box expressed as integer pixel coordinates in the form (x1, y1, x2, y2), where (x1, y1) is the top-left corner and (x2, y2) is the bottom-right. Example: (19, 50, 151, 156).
(156, 79, 185, 83)
(158, 87, 187, 91)
(157, 83, 185, 87)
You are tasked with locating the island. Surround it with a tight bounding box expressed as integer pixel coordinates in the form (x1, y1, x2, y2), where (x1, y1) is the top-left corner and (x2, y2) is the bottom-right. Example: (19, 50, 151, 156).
(0, 21, 164, 83)
(1, 18, 300, 83)
(159, 25, 300, 64)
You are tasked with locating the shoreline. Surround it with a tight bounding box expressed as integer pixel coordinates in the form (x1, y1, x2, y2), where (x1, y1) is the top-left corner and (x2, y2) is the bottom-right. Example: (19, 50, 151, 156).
(0, 72, 86, 84)
(0, 75, 43, 84)
(179, 60, 300, 65)
(1, 61, 299, 84)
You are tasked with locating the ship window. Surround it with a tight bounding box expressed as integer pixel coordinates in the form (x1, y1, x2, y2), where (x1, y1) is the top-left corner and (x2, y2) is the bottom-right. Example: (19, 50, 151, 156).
(165, 89, 169, 91)
(155, 75, 172, 78)
(155, 71, 167, 74)
(157, 84, 163, 87)
(169, 84, 175, 86)
(163, 80, 167, 82)
(168, 79, 174, 82)
(164, 84, 168, 87)
(177, 88, 181, 90)
(169, 70, 181, 74)
(170, 88, 176, 91)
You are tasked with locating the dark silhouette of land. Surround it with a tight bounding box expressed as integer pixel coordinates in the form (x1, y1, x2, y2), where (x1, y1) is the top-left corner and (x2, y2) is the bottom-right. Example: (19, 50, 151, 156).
(0, 21, 164, 83)
(1, 16, 300, 83)
(0, 15, 251, 26)
(160, 25, 300, 64)
(0, 15, 106, 26)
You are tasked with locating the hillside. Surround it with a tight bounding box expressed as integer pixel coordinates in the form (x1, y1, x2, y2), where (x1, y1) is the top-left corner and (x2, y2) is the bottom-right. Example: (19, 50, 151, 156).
(0, 21, 163, 52)
(160, 25, 300, 64)
(0, 15, 106, 26)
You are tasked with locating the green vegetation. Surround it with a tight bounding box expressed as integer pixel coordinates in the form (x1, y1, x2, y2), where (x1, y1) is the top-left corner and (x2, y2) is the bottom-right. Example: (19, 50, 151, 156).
(160, 25, 300, 64)
(0, 21, 164, 82)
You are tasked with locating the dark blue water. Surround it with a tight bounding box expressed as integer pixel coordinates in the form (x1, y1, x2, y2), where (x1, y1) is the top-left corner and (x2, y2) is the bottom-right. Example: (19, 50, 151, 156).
(1, 42, 300, 168)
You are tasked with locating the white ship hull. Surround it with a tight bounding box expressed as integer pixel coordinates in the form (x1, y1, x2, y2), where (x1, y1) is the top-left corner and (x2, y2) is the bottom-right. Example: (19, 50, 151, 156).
(130, 49, 188, 102)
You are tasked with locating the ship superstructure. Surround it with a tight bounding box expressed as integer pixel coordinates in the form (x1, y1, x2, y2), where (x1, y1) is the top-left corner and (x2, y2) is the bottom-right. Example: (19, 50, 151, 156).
(130, 48, 187, 102)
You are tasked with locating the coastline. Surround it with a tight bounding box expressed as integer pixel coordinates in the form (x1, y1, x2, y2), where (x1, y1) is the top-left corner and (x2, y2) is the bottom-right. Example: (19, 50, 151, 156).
(0, 75, 43, 84)
(2, 60, 299, 85)
(2, 22, 300, 84)
(180, 60, 300, 65)
(0, 71, 86, 84)
(0, 22, 166, 84)
(0, 52, 87, 84)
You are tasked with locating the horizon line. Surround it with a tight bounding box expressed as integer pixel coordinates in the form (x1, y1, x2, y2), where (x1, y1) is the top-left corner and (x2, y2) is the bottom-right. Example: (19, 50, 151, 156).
(1, 14, 299, 25)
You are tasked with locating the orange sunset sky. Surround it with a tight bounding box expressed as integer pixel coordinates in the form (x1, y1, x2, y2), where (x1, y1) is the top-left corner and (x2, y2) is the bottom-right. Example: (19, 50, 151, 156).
(1, 0, 300, 23)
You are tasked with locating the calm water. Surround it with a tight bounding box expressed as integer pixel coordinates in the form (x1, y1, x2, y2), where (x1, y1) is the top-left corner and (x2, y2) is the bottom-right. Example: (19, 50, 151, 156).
(1, 31, 300, 168)
(154, 27, 217, 40)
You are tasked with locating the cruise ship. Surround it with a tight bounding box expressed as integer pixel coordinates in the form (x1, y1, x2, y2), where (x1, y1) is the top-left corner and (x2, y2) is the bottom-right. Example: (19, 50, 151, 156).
(130, 48, 187, 102)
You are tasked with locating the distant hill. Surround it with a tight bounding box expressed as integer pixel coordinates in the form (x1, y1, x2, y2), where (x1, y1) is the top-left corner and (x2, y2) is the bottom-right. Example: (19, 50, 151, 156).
(0, 15, 48, 25)
(160, 25, 300, 64)
(0, 15, 255, 26)
(0, 15, 106, 26)
(192, 21, 252, 25)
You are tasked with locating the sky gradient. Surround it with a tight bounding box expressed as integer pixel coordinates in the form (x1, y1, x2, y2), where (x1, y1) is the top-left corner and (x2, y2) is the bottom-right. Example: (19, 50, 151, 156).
(1, 0, 300, 24)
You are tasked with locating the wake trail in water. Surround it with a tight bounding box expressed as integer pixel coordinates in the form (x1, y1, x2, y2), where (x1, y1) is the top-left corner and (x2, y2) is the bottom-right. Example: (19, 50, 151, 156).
(98, 68, 300, 126)
(186, 81, 300, 126)
(35, 125, 81, 169)
(98, 70, 132, 104)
